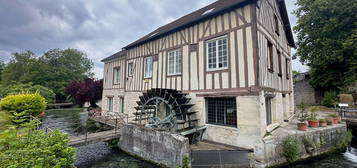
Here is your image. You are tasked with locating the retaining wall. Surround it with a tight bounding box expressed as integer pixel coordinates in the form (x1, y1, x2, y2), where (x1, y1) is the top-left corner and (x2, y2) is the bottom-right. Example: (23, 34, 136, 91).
(252, 124, 347, 167)
(118, 124, 190, 167)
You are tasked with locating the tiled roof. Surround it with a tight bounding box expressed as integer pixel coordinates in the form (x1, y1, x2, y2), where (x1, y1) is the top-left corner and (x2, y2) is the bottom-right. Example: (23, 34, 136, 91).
(124, 0, 254, 49)
(102, 0, 295, 62)
(101, 50, 126, 62)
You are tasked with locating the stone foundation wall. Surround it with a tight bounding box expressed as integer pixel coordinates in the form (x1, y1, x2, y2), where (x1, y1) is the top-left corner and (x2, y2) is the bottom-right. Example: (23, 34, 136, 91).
(252, 125, 347, 167)
(118, 124, 190, 167)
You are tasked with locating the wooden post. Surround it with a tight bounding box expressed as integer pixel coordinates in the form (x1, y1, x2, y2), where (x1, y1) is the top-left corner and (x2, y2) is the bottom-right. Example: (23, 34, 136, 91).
(115, 118, 118, 135)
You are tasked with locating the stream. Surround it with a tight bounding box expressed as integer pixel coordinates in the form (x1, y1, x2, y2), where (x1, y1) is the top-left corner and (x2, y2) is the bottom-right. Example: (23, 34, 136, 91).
(42, 108, 156, 168)
(42, 108, 357, 168)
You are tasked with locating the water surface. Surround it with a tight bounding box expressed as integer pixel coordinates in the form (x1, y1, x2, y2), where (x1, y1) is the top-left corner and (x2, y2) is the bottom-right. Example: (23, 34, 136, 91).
(43, 108, 156, 168)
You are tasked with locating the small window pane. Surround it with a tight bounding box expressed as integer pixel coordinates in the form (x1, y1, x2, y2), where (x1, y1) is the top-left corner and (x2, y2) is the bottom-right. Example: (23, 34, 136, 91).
(207, 36, 228, 70)
(168, 49, 182, 75)
(144, 56, 153, 78)
(206, 98, 237, 127)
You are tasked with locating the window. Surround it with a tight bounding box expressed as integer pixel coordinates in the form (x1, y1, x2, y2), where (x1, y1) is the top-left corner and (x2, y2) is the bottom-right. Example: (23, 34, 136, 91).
(144, 56, 153, 78)
(206, 36, 228, 71)
(119, 97, 124, 113)
(265, 97, 272, 125)
(206, 98, 237, 127)
(128, 62, 133, 77)
(267, 40, 274, 72)
(107, 97, 113, 112)
(113, 67, 120, 84)
(277, 50, 282, 76)
(168, 49, 182, 75)
(286, 58, 290, 79)
(274, 14, 279, 35)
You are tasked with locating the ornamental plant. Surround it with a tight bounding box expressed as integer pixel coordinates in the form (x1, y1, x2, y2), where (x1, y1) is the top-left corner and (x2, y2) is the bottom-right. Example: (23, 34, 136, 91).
(0, 93, 46, 126)
(0, 128, 76, 168)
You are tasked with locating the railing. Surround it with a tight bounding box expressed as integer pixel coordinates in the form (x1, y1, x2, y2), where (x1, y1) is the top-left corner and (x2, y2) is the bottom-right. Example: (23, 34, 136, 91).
(30, 115, 53, 134)
(338, 108, 357, 119)
(29, 110, 129, 146)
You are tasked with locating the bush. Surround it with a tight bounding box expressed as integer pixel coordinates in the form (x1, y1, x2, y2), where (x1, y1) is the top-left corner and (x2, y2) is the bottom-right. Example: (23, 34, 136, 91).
(283, 136, 300, 162)
(0, 111, 12, 131)
(0, 83, 55, 103)
(336, 130, 353, 149)
(0, 93, 46, 126)
(321, 91, 338, 107)
(0, 128, 76, 168)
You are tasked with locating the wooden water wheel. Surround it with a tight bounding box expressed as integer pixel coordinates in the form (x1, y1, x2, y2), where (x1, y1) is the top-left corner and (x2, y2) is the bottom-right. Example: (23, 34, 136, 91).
(133, 88, 199, 132)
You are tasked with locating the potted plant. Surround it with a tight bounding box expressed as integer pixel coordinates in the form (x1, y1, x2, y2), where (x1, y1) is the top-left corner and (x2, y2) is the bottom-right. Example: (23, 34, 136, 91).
(297, 103, 308, 131)
(307, 111, 319, 128)
(319, 119, 327, 127)
(326, 119, 332, 125)
(329, 114, 339, 124)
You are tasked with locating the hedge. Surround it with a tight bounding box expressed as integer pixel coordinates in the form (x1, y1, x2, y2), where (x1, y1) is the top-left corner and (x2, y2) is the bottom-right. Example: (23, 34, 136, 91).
(0, 93, 46, 126)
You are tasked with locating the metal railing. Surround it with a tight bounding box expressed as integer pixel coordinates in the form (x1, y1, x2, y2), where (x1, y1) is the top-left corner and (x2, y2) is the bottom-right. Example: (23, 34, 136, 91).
(338, 108, 357, 119)
(30, 115, 54, 134)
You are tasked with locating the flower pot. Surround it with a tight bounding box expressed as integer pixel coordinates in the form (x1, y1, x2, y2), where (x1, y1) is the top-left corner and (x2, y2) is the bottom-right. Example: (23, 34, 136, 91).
(332, 118, 339, 124)
(38, 112, 45, 118)
(319, 122, 327, 127)
(297, 123, 307, 131)
(308, 120, 319, 127)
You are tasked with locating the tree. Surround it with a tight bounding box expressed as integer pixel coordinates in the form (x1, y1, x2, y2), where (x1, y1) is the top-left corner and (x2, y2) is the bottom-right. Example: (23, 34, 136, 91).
(0, 51, 44, 86)
(0, 60, 5, 82)
(40, 49, 94, 101)
(1, 49, 94, 102)
(294, 0, 357, 92)
(65, 78, 103, 107)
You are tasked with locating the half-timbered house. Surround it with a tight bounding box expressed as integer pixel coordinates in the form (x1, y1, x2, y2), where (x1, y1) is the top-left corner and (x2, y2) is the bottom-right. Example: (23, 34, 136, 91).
(101, 0, 295, 150)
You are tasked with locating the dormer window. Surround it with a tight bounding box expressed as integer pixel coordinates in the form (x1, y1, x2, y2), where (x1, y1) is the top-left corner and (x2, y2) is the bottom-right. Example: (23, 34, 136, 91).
(202, 8, 215, 15)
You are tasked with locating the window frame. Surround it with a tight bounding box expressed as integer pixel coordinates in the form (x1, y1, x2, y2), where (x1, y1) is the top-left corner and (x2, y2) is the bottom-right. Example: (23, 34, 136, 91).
(119, 97, 124, 113)
(206, 97, 237, 128)
(167, 48, 182, 76)
(286, 58, 290, 80)
(277, 50, 282, 76)
(274, 14, 280, 36)
(128, 62, 133, 77)
(113, 66, 120, 85)
(107, 97, 113, 112)
(144, 56, 153, 79)
(206, 35, 229, 71)
(267, 40, 274, 72)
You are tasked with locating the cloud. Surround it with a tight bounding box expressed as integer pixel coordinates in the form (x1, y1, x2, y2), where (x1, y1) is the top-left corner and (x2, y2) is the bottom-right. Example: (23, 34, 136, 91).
(0, 0, 308, 78)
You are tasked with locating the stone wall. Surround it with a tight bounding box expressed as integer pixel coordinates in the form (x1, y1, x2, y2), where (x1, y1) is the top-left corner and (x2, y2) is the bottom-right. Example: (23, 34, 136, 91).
(252, 124, 347, 167)
(294, 79, 318, 106)
(118, 124, 190, 167)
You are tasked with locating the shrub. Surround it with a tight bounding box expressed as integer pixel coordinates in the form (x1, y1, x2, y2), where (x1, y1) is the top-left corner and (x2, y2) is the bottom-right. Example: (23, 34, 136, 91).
(321, 91, 338, 107)
(336, 130, 353, 149)
(319, 119, 326, 123)
(283, 136, 300, 162)
(0, 111, 12, 131)
(0, 128, 76, 168)
(0, 93, 46, 126)
(0, 83, 55, 103)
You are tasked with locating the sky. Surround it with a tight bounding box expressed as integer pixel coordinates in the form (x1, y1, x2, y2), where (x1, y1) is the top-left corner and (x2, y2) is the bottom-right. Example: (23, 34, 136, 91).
(0, 0, 308, 78)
